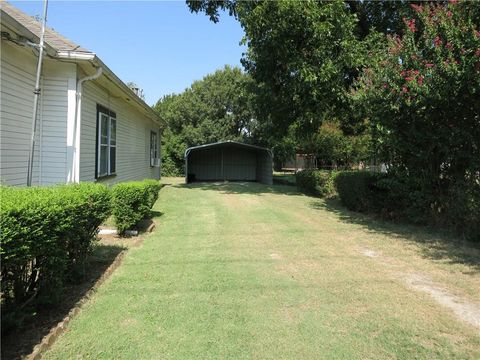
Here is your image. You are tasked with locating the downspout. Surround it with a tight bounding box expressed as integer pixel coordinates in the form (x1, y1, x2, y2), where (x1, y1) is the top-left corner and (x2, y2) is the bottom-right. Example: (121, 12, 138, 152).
(70, 67, 103, 183)
(26, 0, 48, 186)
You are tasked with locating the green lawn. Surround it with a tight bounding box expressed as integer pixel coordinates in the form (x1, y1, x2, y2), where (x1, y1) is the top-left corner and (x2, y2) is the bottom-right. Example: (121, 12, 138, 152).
(45, 178, 480, 359)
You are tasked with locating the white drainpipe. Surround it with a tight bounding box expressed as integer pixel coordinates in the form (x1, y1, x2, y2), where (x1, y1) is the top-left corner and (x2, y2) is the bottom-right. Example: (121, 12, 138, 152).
(68, 67, 103, 183)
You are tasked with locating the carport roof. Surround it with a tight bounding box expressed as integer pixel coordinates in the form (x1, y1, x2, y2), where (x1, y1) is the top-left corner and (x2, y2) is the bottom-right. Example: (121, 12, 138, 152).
(185, 141, 272, 158)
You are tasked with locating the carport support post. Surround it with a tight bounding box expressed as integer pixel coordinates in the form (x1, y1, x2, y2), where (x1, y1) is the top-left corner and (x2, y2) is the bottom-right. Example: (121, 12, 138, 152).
(184, 148, 190, 183)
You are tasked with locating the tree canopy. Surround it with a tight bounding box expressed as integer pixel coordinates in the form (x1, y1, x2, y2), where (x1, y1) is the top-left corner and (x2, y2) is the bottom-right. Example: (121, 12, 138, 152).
(185, 1, 424, 149)
(154, 65, 256, 175)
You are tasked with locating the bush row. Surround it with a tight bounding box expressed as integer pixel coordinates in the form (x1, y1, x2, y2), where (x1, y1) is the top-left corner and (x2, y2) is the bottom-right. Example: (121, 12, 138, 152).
(0, 179, 162, 324)
(296, 170, 479, 241)
(111, 179, 162, 234)
(0, 183, 111, 313)
(296, 170, 339, 197)
(335, 172, 480, 241)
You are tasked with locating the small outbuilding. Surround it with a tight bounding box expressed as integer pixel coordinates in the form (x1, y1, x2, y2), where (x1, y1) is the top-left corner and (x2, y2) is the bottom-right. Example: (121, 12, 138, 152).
(185, 141, 273, 185)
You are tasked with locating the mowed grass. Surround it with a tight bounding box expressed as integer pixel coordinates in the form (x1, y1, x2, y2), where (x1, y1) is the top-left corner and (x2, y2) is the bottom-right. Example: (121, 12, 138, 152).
(45, 178, 480, 359)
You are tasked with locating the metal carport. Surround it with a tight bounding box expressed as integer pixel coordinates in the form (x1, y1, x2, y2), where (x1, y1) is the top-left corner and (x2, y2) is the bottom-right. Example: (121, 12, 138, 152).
(185, 141, 273, 185)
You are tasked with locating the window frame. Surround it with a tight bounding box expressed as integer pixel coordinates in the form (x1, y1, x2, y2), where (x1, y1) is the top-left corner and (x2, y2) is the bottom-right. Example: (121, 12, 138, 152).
(150, 131, 159, 167)
(95, 105, 117, 179)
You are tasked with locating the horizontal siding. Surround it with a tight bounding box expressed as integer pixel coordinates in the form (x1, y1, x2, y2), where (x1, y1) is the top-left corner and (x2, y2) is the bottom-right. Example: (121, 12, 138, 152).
(0, 41, 73, 186)
(80, 81, 160, 185)
(0, 42, 39, 186)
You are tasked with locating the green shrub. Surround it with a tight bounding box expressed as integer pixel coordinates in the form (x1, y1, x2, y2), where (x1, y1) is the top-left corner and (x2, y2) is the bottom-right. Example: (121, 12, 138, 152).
(161, 156, 183, 177)
(54, 183, 111, 277)
(442, 181, 480, 242)
(334, 171, 381, 212)
(296, 170, 338, 197)
(111, 179, 162, 234)
(143, 179, 163, 209)
(334, 171, 480, 241)
(335, 171, 432, 219)
(0, 183, 111, 314)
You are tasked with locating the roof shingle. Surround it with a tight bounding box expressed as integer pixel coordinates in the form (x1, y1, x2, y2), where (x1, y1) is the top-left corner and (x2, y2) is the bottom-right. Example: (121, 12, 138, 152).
(1, 0, 92, 54)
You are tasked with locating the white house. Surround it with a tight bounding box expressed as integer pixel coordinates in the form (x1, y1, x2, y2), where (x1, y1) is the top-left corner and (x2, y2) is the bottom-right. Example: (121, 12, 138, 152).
(0, 1, 161, 186)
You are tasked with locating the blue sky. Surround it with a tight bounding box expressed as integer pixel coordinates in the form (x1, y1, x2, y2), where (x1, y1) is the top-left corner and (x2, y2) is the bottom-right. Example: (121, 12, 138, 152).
(11, 1, 246, 105)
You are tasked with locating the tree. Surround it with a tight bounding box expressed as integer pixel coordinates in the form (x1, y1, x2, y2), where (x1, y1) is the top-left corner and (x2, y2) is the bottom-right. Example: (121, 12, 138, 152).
(315, 121, 372, 168)
(352, 1, 480, 232)
(188, 1, 363, 140)
(186, 1, 421, 147)
(154, 66, 256, 175)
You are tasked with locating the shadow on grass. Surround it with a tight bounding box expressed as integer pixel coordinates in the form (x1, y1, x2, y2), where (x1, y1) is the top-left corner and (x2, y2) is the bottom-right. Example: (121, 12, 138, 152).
(169, 181, 480, 272)
(310, 198, 480, 273)
(171, 181, 300, 196)
(1, 244, 125, 360)
(150, 210, 164, 218)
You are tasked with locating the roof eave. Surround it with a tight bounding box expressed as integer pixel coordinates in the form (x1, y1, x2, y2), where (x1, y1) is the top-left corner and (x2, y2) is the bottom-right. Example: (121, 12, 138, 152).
(56, 54, 161, 126)
(91, 56, 162, 126)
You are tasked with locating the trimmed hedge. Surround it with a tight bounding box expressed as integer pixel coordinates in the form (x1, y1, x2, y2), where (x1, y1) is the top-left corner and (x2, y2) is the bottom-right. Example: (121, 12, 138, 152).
(144, 179, 163, 209)
(334, 171, 421, 218)
(111, 179, 162, 234)
(334, 171, 480, 241)
(296, 170, 338, 197)
(334, 171, 379, 212)
(0, 183, 110, 312)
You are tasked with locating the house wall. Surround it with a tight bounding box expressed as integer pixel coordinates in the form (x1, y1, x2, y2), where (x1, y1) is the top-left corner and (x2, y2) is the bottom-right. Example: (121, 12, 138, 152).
(0, 40, 76, 186)
(79, 80, 160, 185)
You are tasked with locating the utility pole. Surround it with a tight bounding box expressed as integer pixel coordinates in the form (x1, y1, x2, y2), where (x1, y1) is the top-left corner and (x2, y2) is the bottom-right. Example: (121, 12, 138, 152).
(26, 0, 48, 186)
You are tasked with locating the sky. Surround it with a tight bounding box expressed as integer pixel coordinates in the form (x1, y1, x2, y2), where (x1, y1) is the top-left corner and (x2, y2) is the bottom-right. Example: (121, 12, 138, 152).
(11, 1, 246, 105)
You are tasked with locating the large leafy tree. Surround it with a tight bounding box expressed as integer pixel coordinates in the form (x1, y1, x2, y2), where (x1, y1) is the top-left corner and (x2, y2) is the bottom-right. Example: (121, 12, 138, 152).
(191, 1, 360, 141)
(352, 1, 480, 229)
(154, 66, 256, 175)
(186, 1, 419, 137)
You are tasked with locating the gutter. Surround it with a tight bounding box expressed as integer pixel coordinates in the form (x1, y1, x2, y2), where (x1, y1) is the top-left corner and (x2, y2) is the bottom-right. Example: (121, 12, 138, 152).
(56, 50, 96, 61)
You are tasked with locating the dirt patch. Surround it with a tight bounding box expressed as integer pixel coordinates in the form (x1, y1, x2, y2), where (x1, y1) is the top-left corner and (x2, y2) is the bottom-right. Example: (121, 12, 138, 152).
(100, 232, 145, 248)
(404, 273, 480, 330)
(361, 249, 378, 258)
(359, 247, 480, 330)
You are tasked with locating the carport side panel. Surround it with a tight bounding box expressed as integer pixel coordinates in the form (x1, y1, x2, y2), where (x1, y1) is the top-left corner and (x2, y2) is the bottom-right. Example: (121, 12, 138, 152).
(256, 151, 273, 185)
(188, 148, 222, 181)
(223, 148, 256, 181)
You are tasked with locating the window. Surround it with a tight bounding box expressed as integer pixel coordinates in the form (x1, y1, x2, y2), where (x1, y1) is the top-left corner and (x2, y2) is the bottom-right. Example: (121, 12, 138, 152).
(96, 105, 116, 178)
(150, 131, 159, 167)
